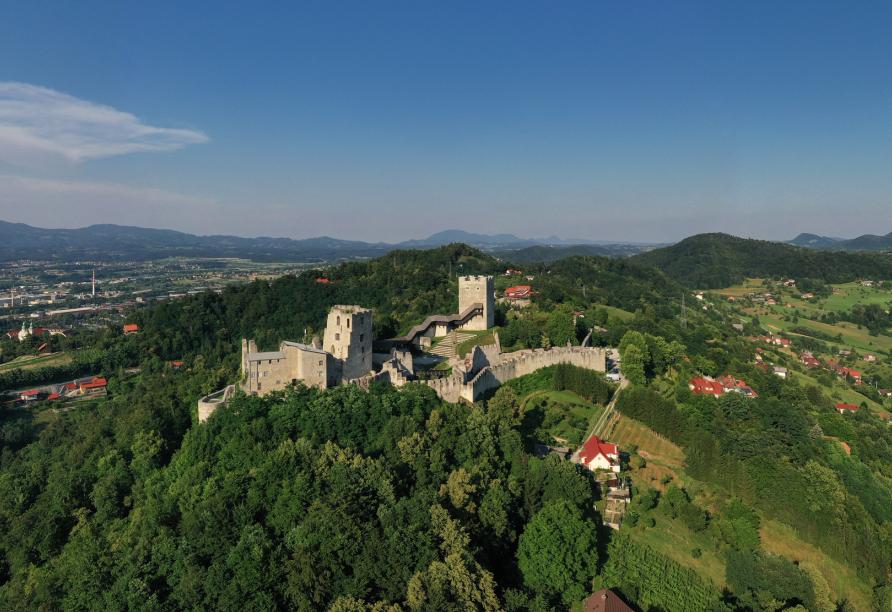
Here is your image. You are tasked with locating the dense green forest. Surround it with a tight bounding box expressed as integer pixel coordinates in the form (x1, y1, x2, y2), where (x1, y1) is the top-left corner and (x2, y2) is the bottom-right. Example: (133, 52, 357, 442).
(633, 233, 892, 288)
(2, 243, 891, 610)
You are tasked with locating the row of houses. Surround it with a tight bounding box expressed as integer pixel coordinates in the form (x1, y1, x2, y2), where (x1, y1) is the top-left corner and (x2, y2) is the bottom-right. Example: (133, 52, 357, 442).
(18, 375, 108, 403)
(753, 334, 791, 348)
(689, 375, 758, 398)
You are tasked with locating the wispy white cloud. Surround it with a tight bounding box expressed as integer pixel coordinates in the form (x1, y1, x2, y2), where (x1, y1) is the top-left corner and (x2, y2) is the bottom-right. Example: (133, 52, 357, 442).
(0, 82, 208, 164)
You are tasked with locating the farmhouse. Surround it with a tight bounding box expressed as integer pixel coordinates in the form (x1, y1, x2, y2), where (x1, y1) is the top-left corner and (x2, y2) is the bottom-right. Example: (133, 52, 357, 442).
(577, 436, 620, 473)
(835, 403, 860, 414)
(19, 389, 43, 402)
(690, 375, 757, 398)
(505, 285, 532, 301)
(123, 323, 139, 334)
(799, 352, 821, 368)
(78, 377, 108, 395)
(689, 377, 724, 397)
(583, 589, 633, 612)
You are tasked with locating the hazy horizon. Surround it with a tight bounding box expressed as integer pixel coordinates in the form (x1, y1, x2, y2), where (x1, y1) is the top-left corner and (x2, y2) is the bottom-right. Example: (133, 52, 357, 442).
(3, 2, 892, 243)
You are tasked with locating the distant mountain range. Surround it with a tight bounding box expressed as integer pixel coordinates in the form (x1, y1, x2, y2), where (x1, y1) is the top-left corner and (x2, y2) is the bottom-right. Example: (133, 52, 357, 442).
(788, 232, 892, 251)
(0, 221, 653, 262)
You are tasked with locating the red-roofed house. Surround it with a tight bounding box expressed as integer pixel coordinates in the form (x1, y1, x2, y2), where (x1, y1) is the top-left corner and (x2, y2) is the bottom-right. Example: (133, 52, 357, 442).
(583, 589, 634, 612)
(718, 375, 759, 398)
(315, 277, 330, 284)
(19, 389, 42, 401)
(46, 392, 61, 401)
(689, 377, 724, 397)
(505, 285, 532, 300)
(800, 354, 821, 368)
(170, 360, 185, 369)
(578, 436, 620, 473)
(79, 377, 108, 395)
(123, 323, 139, 334)
(835, 403, 860, 414)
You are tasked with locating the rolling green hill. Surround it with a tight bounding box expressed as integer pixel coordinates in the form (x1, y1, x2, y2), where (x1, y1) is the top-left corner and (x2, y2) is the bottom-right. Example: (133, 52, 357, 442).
(633, 233, 892, 288)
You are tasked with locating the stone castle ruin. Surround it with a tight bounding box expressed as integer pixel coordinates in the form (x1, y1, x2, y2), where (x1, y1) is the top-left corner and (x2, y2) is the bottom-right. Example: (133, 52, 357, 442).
(198, 275, 606, 421)
(240, 305, 372, 395)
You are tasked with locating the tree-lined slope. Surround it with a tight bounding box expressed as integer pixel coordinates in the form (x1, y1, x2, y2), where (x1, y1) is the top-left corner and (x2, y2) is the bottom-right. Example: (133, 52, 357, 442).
(633, 233, 892, 288)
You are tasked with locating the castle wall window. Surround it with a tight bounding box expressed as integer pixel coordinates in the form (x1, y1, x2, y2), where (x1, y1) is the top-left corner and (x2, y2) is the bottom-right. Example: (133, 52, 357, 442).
(347, 319, 350, 328)
(360, 333, 364, 342)
(337, 316, 341, 326)
(335, 333, 340, 341)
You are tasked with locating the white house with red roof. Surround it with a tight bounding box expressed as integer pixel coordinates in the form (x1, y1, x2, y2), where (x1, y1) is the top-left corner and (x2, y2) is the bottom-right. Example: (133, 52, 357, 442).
(835, 403, 860, 415)
(505, 285, 532, 300)
(578, 436, 620, 473)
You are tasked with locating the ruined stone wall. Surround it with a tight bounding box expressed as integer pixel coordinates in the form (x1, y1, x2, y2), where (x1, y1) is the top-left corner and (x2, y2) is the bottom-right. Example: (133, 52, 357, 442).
(242, 354, 296, 395)
(434, 345, 607, 403)
(197, 384, 235, 422)
(283, 343, 328, 389)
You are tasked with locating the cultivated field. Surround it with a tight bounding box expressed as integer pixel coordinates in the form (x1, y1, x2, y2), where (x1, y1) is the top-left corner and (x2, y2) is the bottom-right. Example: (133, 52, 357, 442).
(608, 415, 685, 469)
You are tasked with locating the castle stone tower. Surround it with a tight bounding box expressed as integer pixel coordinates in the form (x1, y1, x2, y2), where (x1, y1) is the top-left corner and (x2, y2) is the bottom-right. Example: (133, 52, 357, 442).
(458, 275, 494, 331)
(323, 305, 373, 381)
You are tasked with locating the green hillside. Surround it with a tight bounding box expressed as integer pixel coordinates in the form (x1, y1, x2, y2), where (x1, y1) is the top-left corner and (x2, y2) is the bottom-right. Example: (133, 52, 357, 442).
(633, 233, 892, 288)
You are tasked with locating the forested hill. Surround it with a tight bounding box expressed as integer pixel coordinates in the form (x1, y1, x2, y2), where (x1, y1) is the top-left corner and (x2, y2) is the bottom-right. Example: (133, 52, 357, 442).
(131, 244, 682, 364)
(632, 233, 892, 288)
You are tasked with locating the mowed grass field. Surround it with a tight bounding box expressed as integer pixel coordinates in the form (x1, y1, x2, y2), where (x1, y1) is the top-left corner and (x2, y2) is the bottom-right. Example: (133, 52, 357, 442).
(0, 352, 72, 373)
(601, 304, 635, 322)
(758, 311, 892, 353)
(710, 278, 767, 298)
(760, 520, 872, 611)
(823, 282, 892, 312)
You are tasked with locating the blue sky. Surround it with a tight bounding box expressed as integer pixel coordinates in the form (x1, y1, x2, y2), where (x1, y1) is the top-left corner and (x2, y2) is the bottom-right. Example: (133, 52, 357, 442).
(1, 1, 891, 242)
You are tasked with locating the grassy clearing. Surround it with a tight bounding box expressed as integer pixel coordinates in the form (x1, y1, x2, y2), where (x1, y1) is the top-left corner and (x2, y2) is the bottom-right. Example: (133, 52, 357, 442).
(788, 369, 887, 417)
(760, 520, 873, 611)
(520, 389, 602, 447)
(601, 304, 635, 322)
(822, 282, 892, 312)
(0, 352, 72, 373)
(710, 278, 767, 297)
